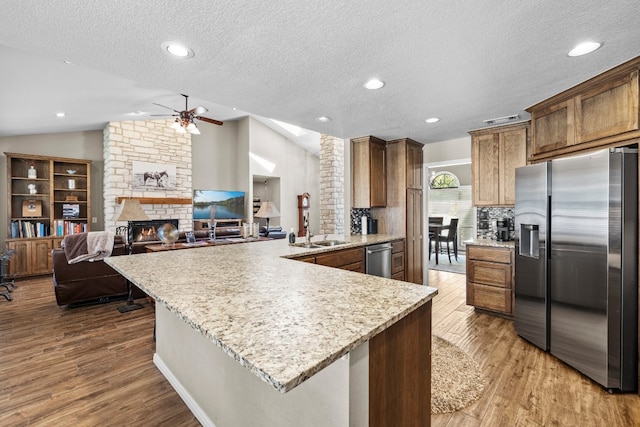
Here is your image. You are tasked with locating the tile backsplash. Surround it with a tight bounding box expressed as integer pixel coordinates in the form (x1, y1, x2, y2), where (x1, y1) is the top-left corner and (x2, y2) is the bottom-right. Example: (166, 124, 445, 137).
(477, 207, 515, 240)
(350, 208, 371, 234)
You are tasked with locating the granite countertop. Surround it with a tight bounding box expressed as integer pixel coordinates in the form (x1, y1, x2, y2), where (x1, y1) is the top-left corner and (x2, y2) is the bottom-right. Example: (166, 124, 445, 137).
(105, 234, 437, 393)
(465, 237, 515, 249)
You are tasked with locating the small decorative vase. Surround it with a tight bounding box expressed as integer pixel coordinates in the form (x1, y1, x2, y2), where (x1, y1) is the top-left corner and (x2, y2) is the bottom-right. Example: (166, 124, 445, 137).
(28, 165, 37, 179)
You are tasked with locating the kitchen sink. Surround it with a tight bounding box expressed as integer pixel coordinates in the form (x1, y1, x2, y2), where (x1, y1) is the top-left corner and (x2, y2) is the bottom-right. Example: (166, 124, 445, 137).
(314, 240, 347, 247)
(291, 242, 323, 249)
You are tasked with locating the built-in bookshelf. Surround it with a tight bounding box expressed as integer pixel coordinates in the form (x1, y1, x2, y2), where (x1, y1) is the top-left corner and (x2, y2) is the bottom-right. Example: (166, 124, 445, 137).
(5, 152, 91, 277)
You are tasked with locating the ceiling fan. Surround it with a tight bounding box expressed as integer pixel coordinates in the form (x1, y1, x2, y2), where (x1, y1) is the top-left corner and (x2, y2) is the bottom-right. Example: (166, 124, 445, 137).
(152, 94, 223, 134)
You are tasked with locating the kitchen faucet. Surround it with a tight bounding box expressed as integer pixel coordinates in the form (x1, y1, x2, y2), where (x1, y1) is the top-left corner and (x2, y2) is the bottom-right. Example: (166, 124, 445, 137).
(305, 228, 313, 244)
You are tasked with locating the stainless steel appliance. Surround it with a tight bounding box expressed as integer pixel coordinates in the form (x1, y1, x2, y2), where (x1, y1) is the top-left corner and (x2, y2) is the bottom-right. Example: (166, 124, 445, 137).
(515, 147, 638, 392)
(365, 242, 391, 278)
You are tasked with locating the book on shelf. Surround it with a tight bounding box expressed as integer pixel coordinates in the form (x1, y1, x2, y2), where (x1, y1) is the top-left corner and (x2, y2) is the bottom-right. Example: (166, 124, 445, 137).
(11, 220, 49, 238)
(53, 219, 87, 236)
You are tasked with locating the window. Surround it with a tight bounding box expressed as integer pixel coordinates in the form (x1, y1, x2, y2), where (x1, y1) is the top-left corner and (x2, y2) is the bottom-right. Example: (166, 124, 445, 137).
(430, 171, 459, 189)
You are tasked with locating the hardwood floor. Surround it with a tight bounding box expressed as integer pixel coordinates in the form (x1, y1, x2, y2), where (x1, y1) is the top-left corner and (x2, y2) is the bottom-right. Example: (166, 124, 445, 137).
(429, 269, 640, 427)
(1, 272, 638, 426)
(0, 276, 199, 427)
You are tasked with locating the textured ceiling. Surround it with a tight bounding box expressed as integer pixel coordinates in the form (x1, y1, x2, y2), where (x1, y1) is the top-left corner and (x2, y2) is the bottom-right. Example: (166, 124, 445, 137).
(1, 0, 639, 151)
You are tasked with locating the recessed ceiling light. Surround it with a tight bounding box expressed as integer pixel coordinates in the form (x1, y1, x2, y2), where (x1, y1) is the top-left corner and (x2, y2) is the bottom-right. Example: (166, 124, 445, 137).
(425, 117, 440, 124)
(161, 41, 195, 59)
(316, 116, 332, 123)
(129, 111, 146, 116)
(56, 112, 66, 118)
(568, 41, 602, 57)
(63, 60, 72, 65)
(364, 79, 385, 90)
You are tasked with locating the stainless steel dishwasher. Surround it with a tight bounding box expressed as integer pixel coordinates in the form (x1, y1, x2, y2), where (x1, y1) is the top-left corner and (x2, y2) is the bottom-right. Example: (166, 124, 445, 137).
(365, 242, 392, 278)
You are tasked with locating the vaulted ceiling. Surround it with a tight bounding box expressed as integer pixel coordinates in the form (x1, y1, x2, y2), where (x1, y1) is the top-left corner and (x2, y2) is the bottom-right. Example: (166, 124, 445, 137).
(1, 1, 639, 151)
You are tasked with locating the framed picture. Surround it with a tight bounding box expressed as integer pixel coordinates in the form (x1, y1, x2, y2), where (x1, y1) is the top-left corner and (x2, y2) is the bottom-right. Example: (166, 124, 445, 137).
(62, 203, 80, 218)
(22, 200, 42, 217)
(132, 161, 176, 190)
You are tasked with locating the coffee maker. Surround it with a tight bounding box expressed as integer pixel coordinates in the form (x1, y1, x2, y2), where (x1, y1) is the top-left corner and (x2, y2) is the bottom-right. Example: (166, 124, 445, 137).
(496, 218, 513, 241)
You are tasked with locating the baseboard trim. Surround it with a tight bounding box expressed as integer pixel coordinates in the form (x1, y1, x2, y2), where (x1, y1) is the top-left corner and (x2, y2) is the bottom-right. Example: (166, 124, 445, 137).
(153, 353, 216, 427)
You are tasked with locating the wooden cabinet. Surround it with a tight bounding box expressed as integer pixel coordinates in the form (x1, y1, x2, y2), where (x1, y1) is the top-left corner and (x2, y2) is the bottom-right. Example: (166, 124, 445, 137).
(391, 239, 405, 281)
(470, 122, 528, 206)
(291, 246, 365, 273)
(527, 57, 640, 161)
(466, 245, 514, 316)
(375, 138, 424, 284)
(5, 152, 91, 277)
(316, 247, 364, 273)
(352, 136, 387, 208)
(6, 238, 55, 277)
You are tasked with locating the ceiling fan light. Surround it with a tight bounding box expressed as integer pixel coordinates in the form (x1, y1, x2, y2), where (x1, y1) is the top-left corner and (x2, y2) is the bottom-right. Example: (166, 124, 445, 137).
(170, 119, 182, 130)
(186, 121, 197, 131)
(194, 106, 208, 115)
(189, 125, 201, 135)
(175, 125, 187, 134)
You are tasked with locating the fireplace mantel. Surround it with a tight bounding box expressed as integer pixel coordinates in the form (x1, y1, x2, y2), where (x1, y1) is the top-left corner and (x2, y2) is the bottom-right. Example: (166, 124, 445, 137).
(116, 197, 192, 205)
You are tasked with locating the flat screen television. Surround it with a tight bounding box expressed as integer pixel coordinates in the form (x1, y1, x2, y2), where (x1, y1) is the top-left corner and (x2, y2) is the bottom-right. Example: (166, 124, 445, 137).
(193, 190, 245, 220)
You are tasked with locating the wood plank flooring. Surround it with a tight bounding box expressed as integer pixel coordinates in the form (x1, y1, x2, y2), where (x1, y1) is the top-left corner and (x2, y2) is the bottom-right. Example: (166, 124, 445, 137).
(1, 272, 638, 426)
(429, 269, 640, 427)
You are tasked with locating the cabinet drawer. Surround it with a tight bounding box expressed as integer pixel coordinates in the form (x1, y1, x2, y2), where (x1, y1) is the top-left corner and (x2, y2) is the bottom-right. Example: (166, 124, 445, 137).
(391, 251, 404, 275)
(467, 282, 512, 314)
(467, 246, 512, 264)
(467, 259, 511, 288)
(315, 247, 364, 268)
(392, 271, 405, 281)
(391, 240, 404, 253)
(341, 262, 364, 273)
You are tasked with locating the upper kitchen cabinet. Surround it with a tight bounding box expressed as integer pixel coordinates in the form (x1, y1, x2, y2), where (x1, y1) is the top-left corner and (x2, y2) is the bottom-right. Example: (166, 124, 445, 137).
(527, 56, 640, 162)
(470, 122, 528, 206)
(352, 136, 387, 208)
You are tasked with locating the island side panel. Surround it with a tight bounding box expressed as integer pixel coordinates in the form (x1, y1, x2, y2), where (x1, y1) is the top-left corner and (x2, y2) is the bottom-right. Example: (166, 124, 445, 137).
(154, 304, 352, 427)
(369, 300, 431, 427)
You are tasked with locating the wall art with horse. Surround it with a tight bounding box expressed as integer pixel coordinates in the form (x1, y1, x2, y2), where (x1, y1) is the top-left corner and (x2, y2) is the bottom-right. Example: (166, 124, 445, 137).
(131, 161, 177, 190)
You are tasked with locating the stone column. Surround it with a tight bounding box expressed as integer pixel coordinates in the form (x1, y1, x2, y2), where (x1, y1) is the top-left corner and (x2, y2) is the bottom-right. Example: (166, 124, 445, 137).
(319, 134, 345, 235)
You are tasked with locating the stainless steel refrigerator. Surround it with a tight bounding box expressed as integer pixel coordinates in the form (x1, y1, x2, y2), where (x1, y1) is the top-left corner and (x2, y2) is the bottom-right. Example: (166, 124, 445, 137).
(515, 147, 638, 392)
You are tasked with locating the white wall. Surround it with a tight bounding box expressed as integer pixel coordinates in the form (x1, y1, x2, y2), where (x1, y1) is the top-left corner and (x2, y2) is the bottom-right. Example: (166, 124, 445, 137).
(423, 136, 471, 164)
(247, 117, 320, 234)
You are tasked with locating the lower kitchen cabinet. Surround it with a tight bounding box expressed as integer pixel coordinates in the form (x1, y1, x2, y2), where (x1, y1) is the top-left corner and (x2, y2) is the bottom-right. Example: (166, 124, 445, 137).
(391, 239, 405, 281)
(316, 247, 364, 273)
(466, 244, 514, 316)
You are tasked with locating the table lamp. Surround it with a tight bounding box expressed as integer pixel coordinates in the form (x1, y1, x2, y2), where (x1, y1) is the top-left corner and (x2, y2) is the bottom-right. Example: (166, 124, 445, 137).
(112, 198, 150, 313)
(254, 201, 280, 237)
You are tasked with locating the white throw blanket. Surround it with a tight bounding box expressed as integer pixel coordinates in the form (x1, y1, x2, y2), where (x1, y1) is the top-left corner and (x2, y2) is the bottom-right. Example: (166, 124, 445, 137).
(62, 231, 115, 264)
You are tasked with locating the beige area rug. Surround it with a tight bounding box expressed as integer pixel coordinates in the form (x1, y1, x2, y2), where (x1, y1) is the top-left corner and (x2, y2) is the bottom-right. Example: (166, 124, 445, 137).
(431, 335, 485, 414)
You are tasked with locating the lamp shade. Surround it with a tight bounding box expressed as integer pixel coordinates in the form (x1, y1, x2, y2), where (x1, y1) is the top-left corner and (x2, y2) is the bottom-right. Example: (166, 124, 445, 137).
(254, 201, 280, 218)
(113, 199, 150, 222)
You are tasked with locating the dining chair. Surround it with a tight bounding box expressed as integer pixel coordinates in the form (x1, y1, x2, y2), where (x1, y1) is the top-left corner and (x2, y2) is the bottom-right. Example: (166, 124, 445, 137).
(438, 218, 459, 262)
(428, 217, 444, 259)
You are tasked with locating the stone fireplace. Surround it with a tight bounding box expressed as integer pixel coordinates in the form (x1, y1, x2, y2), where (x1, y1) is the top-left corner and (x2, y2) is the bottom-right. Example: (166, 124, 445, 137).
(129, 219, 179, 243)
(103, 120, 193, 232)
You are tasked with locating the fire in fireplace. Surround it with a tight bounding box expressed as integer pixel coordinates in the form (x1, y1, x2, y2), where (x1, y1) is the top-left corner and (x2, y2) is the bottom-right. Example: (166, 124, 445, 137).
(129, 219, 179, 243)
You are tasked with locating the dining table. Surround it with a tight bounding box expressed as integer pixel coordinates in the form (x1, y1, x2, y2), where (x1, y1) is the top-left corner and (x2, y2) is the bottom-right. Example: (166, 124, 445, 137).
(428, 222, 448, 265)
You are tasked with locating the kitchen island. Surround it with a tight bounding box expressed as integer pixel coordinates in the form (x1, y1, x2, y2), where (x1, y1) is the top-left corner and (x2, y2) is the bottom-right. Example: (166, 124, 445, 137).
(105, 234, 437, 427)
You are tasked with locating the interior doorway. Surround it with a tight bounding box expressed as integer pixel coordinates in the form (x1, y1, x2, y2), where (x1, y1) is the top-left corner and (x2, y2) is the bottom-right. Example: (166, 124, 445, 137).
(252, 176, 281, 227)
(426, 162, 474, 253)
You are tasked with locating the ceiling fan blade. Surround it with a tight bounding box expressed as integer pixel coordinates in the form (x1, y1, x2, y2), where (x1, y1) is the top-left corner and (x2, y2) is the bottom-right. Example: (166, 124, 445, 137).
(152, 102, 180, 113)
(196, 116, 223, 126)
(150, 113, 178, 117)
